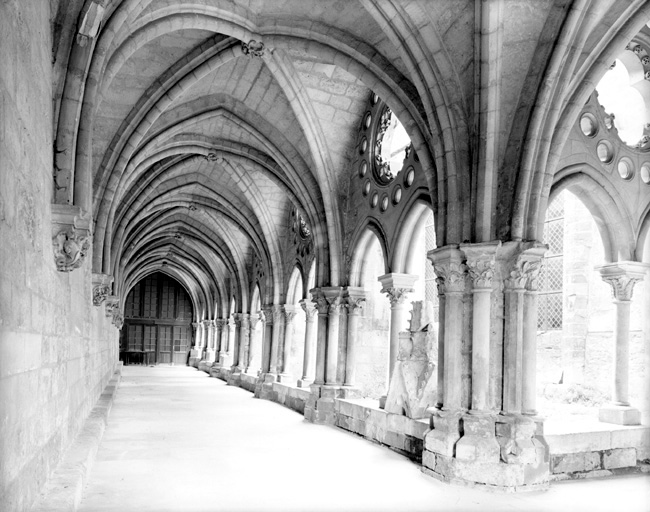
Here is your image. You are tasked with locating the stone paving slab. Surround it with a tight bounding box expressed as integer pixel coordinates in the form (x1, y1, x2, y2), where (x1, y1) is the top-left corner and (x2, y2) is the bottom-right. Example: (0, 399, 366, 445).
(77, 366, 650, 512)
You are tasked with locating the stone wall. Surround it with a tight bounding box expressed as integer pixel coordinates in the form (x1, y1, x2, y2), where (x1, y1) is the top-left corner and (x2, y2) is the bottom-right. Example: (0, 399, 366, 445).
(0, 3, 119, 510)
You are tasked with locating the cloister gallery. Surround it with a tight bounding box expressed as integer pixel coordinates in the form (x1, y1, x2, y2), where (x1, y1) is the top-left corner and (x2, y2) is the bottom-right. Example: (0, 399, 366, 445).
(1, 1, 650, 510)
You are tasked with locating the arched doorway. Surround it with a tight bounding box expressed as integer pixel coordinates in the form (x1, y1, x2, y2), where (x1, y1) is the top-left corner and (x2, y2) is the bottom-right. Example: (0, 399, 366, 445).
(121, 272, 193, 365)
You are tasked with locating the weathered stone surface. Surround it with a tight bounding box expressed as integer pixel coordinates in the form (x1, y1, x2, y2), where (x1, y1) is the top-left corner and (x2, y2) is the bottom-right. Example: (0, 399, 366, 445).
(551, 452, 601, 474)
(602, 448, 637, 469)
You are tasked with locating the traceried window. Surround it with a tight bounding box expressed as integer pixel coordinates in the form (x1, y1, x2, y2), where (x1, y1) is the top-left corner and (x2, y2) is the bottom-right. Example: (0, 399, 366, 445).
(538, 195, 564, 330)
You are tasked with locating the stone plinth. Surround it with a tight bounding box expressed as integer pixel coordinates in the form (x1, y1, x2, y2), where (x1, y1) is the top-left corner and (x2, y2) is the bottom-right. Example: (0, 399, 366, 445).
(599, 405, 641, 425)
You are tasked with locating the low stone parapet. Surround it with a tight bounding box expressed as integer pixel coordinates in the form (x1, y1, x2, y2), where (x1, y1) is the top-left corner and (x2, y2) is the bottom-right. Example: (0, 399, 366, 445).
(335, 398, 428, 460)
(545, 416, 650, 480)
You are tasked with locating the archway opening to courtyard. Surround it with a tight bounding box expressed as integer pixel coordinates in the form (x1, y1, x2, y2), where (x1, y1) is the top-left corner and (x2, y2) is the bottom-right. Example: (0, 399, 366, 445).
(536, 189, 646, 420)
(350, 229, 390, 399)
(283, 265, 306, 383)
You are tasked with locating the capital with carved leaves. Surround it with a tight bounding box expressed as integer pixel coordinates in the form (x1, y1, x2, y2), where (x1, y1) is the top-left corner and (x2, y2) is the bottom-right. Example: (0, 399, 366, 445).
(104, 295, 119, 318)
(504, 244, 546, 291)
(343, 286, 366, 314)
(427, 246, 467, 294)
(299, 298, 318, 320)
(92, 273, 114, 306)
(378, 273, 417, 305)
(597, 262, 648, 302)
(51, 204, 91, 272)
(460, 241, 501, 291)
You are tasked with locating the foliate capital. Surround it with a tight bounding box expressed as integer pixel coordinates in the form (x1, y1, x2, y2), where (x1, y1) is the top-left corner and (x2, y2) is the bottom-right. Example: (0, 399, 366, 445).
(299, 298, 318, 319)
(51, 204, 91, 272)
(461, 241, 500, 290)
(53, 229, 91, 272)
(506, 256, 543, 291)
(326, 295, 344, 314)
(283, 305, 298, 323)
(597, 262, 648, 301)
(92, 273, 113, 306)
(216, 318, 227, 329)
(112, 310, 123, 329)
(104, 295, 119, 318)
(382, 287, 413, 306)
(428, 246, 467, 294)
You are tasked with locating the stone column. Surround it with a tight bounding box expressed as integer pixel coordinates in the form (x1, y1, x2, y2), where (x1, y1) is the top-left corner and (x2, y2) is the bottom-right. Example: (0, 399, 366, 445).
(217, 316, 232, 367)
(226, 316, 236, 366)
(312, 290, 329, 386)
(455, 242, 501, 463)
(238, 314, 251, 373)
(597, 262, 646, 425)
(204, 320, 216, 363)
(279, 305, 298, 384)
(212, 319, 225, 367)
(298, 299, 317, 387)
(190, 322, 200, 366)
(324, 290, 344, 386)
(260, 305, 274, 374)
(343, 287, 366, 387)
(270, 305, 285, 376)
(231, 314, 243, 372)
(378, 273, 418, 392)
(461, 242, 500, 414)
(522, 248, 546, 416)
(246, 314, 261, 373)
(423, 246, 467, 459)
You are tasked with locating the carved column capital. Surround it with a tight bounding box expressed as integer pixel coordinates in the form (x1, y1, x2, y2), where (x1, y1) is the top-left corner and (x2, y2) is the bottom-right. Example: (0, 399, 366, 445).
(111, 307, 123, 329)
(104, 295, 119, 318)
(92, 273, 113, 306)
(461, 241, 501, 290)
(311, 287, 340, 315)
(283, 304, 298, 323)
(299, 298, 318, 320)
(378, 273, 417, 304)
(428, 246, 467, 294)
(51, 204, 91, 272)
(344, 287, 366, 314)
(202, 319, 213, 328)
(215, 318, 226, 329)
(597, 262, 648, 301)
(261, 305, 274, 325)
(505, 248, 546, 291)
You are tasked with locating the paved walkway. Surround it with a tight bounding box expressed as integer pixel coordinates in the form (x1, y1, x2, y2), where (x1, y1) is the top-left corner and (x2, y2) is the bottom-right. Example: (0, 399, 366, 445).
(79, 366, 650, 512)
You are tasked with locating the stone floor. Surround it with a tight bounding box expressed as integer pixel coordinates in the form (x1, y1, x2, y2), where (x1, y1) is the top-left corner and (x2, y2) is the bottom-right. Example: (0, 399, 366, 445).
(78, 366, 650, 512)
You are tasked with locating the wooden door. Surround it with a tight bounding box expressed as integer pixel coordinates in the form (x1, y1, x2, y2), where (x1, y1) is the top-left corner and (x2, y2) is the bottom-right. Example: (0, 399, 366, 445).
(121, 272, 194, 365)
(172, 325, 189, 365)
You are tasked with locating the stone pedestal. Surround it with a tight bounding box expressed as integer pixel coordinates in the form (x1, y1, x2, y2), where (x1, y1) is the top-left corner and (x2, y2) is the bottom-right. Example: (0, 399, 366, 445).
(598, 404, 641, 425)
(455, 414, 500, 462)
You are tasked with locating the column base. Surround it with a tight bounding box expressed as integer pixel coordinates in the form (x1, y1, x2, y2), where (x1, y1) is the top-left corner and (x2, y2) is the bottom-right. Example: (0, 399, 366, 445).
(304, 384, 340, 424)
(297, 378, 313, 388)
(277, 373, 293, 384)
(254, 372, 277, 400)
(599, 404, 641, 425)
(227, 369, 242, 387)
(455, 414, 500, 462)
(422, 411, 549, 491)
(203, 349, 216, 363)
